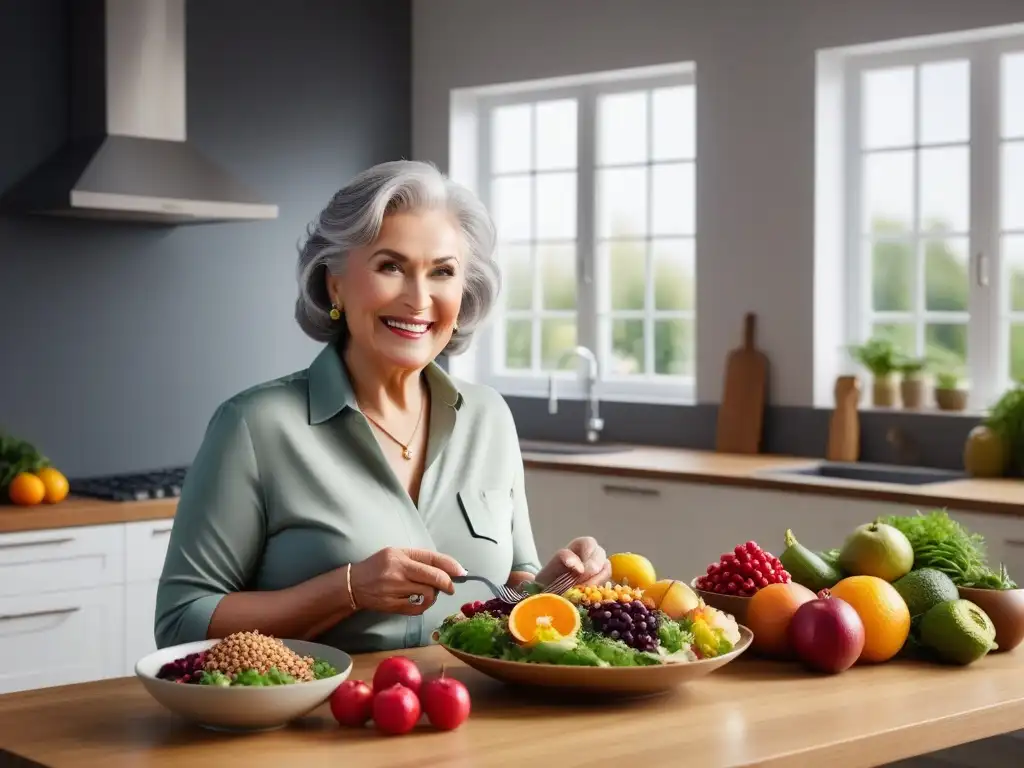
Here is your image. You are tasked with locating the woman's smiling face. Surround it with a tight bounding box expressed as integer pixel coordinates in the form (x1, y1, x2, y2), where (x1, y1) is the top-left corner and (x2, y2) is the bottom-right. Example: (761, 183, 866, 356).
(327, 209, 466, 371)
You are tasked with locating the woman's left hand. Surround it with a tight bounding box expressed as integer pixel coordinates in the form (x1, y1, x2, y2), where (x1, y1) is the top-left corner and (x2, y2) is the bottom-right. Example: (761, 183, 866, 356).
(535, 536, 611, 588)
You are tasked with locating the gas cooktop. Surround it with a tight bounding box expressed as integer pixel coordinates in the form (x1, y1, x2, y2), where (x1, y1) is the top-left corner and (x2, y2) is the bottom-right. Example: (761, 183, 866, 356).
(70, 466, 190, 502)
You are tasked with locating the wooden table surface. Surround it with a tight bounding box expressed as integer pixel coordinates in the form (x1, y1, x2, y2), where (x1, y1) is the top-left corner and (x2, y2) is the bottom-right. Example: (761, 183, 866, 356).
(1, 645, 1022, 768)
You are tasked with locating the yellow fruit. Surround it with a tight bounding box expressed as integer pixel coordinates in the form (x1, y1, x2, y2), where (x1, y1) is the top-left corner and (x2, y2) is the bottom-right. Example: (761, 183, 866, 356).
(644, 579, 699, 619)
(829, 575, 910, 663)
(36, 467, 69, 504)
(508, 593, 581, 644)
(7, 473, 46, 506)
(608, 552, 657, 589)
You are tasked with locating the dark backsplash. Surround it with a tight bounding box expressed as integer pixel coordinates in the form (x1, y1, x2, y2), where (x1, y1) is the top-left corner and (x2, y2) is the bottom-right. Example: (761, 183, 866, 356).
(0, 0, 411, 478)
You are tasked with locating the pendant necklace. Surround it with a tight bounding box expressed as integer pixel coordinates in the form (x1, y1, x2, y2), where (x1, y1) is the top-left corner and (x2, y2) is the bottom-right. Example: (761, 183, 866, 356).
(360, 395, 426, 460)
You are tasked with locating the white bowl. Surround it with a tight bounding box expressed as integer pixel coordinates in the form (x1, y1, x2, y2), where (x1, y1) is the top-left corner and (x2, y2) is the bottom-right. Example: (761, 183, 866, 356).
(135, 638, 353, 732)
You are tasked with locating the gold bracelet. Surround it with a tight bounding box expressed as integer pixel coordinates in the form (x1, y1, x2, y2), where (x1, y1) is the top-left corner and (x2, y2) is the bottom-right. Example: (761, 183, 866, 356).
(346, 563, 359, 611)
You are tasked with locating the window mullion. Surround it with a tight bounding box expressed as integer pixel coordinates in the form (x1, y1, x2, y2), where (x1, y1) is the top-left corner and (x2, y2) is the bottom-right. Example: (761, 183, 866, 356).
(844, 65, 868, 348)
(969, 44, 1000, 408)
(576, 86, 599, 374)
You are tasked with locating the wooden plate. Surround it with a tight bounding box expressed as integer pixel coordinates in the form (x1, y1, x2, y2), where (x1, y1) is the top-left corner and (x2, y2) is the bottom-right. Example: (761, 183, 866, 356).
(439, 626, 752, 697)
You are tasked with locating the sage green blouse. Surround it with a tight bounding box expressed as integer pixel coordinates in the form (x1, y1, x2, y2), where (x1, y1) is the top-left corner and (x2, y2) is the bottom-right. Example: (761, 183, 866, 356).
(154, 343, 541, 653)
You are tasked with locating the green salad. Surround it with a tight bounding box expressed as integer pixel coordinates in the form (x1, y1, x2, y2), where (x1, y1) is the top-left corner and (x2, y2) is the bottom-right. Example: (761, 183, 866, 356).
(433, 596, 740, 668)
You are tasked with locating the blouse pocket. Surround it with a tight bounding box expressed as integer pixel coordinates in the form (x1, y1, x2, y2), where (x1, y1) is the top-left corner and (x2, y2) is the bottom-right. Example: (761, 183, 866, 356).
(456, 487, 513, 545)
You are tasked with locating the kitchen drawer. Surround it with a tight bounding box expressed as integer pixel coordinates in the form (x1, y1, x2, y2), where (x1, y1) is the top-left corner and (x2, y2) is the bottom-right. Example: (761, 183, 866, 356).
(0, 585, 125, 694)
(0, 524, 125, 598)
(124, 519, 174, 582)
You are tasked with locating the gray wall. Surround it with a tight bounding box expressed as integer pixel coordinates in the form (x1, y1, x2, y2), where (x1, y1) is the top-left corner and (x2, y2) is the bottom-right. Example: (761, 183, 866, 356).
(0, 0, 411, 478)
(412, 0, 1024, 468)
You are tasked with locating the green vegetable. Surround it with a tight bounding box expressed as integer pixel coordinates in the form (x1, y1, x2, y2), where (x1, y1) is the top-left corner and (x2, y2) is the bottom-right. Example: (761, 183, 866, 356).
(0, 431, 51, 495)
(199, 670, 232, 687)
(818, 549, 842, 571)
(780, 529, 842, 591)
(311, 659, 337, 680)
(985, 383, 1024, 475)
(876, 510, 1017, 589)
(437, 613, 508, 657)
(656, 617, 692, 654)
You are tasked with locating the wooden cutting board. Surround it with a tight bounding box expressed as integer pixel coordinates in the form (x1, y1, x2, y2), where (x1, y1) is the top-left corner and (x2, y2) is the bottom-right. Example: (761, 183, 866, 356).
(715, 312, 769, 454)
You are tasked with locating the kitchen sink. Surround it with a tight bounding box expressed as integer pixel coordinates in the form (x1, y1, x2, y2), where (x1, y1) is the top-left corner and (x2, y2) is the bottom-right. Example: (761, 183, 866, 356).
(759, 461, 967, 486)
(519, 440, 633, 456)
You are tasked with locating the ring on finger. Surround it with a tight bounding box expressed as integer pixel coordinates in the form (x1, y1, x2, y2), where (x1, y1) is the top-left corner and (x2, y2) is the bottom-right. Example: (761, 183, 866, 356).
(407, 593, 425, 606)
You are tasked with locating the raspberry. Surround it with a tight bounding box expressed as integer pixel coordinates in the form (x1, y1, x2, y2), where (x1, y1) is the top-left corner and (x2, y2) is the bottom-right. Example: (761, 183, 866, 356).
(694, 541, 791, 597)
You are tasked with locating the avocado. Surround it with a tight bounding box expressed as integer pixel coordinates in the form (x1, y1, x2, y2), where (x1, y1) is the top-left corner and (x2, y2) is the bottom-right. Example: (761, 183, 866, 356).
(919, 599, 998, 665)
(892, 568, 960, 620)
(779, 529, 843, 591)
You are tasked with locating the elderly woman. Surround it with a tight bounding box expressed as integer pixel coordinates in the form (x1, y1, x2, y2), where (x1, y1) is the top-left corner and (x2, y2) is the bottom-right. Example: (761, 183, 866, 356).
(154, 160, 611, 653)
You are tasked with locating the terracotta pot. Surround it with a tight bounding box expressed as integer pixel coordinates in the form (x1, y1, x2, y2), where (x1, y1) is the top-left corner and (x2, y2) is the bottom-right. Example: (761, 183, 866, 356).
(872, 376, 898, 408)
(935, 388, 968, 411)
(900, 377, 926, 409)
(957, 586, 1024, 653)
(691, 578, 750, 625)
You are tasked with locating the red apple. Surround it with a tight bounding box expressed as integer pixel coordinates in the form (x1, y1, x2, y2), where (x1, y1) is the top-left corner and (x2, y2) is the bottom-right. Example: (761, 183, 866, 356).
(420, 672, 471, 731)
(788, 593, 866, 674)
(373, 684, 421, 735)
(373, 655, 422, 694)
(329, 679, 374, 727)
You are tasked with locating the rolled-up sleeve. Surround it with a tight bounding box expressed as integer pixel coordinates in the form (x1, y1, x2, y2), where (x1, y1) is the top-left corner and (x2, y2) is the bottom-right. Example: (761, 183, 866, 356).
(154, 400, 266, 648)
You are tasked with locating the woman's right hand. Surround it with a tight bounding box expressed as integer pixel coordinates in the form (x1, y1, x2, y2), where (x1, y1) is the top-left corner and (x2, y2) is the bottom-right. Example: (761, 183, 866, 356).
(348, 547, 466, 615)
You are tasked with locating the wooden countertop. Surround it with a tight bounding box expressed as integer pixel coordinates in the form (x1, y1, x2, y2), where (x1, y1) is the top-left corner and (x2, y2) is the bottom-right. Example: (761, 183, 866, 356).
(1, 445, 1021, 535)
(0, 644, 1022, 767)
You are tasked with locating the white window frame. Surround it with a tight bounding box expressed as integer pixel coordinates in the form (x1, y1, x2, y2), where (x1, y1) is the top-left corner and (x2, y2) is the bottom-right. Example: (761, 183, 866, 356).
(474, 67, 697, 405)
(842, 34, 1024, 409)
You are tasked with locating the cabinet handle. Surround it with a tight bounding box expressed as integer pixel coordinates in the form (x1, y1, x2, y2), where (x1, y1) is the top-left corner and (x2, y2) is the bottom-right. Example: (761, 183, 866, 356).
(601, 483, 661, 497)
(1004, 539, 1024, 548)
(0, 536, 74, 550)
(151, 526, 173, 536)
(0, 606, 80, 622)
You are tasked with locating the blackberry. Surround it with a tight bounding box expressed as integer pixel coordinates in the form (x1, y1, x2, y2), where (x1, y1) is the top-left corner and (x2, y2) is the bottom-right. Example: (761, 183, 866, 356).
(587, 599, 660, 653)
(461, 598, 513, 618)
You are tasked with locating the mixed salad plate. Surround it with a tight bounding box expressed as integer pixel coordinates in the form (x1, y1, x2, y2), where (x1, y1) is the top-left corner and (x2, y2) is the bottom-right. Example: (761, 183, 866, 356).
(432, 580, 751, 696)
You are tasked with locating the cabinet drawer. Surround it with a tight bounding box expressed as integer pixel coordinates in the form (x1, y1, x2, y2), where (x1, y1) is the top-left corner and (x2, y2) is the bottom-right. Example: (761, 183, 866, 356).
(124, 519, 174, 583)
(0, 524, 125, 598)
(0, 585, 125, 694)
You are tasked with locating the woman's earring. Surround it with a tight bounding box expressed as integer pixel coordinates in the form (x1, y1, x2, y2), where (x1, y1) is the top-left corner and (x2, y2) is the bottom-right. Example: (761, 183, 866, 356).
(453, 322, 459, 333)
(329, 303, 341, 321)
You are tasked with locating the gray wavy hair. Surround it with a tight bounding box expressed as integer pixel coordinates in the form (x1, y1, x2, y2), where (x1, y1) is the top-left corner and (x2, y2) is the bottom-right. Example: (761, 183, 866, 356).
(294, 160, 500, 356)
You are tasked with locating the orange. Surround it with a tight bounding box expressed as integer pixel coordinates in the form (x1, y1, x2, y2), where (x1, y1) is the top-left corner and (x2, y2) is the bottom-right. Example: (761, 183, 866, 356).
(644, 579, 699, 619)
(508, 593, 581, 643)
(746, 582, 817, 657)
(7, 473, 46, 506)
(829, 575, 910, 663)
(36, 467, 69, 504)
(608, 552, 658, 589)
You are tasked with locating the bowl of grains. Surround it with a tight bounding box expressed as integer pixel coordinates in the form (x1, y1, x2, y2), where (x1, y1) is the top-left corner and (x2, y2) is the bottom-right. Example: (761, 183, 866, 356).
(135, 630, 352, 731)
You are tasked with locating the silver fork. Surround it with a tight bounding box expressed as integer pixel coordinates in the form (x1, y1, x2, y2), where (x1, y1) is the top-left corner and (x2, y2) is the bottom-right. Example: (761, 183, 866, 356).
(537, 571, 580, 596)
(453, 575, 528, 604)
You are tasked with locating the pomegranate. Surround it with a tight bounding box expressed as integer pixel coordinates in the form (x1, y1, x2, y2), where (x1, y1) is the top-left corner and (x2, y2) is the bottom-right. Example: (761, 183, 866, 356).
(420, 669, 471, 731)
(372, 655, 422, 694)
(373, 683, 421, 735)
(694, 541, 792, 597)
(329, 679, 374, 727)
(787, 590, 866, 674)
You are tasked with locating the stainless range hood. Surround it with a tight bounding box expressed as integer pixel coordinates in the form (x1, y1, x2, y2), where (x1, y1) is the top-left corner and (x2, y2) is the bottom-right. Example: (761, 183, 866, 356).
(1, 0, 278, 224)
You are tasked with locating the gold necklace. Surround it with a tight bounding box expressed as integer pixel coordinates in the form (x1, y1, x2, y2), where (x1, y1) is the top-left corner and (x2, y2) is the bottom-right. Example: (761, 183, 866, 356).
(360, 396, 426, 460)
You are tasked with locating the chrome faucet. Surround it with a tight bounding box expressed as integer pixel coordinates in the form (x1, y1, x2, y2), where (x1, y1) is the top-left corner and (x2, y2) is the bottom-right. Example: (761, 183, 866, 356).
(547, 345, 604, 443)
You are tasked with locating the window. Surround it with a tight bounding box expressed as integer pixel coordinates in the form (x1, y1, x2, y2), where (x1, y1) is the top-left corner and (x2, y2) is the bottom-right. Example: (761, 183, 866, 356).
(843, 35, 1024, 407)
(475, 67, 696, 402)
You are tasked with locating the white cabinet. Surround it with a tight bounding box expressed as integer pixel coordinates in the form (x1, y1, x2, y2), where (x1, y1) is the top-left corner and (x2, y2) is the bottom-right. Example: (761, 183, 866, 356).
(524, 468, 1024, 585)
(0, 519, 171, 694)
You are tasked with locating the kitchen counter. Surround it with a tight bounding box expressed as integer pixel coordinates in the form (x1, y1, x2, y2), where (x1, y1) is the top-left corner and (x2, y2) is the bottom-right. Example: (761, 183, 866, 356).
(0, 644, 1022, 767)
(1, 445, 1022, 534)
(520, 444, 1024, 518)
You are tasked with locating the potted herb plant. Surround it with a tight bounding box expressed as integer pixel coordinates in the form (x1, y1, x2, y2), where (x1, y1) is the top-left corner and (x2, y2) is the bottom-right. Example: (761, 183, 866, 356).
(934, 371, 968, 412)
(984, 382, 1024, 477)
(897, 356, 928, 409)
(849, 337, 900, 407)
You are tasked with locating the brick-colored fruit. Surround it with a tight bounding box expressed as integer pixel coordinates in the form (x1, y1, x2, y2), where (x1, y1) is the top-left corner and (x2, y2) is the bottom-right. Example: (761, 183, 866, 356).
(746, 582, 817, 657)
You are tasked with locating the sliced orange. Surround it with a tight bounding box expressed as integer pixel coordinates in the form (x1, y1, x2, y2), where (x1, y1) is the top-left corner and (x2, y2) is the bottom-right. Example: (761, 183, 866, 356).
(508, 593, 581, 644)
